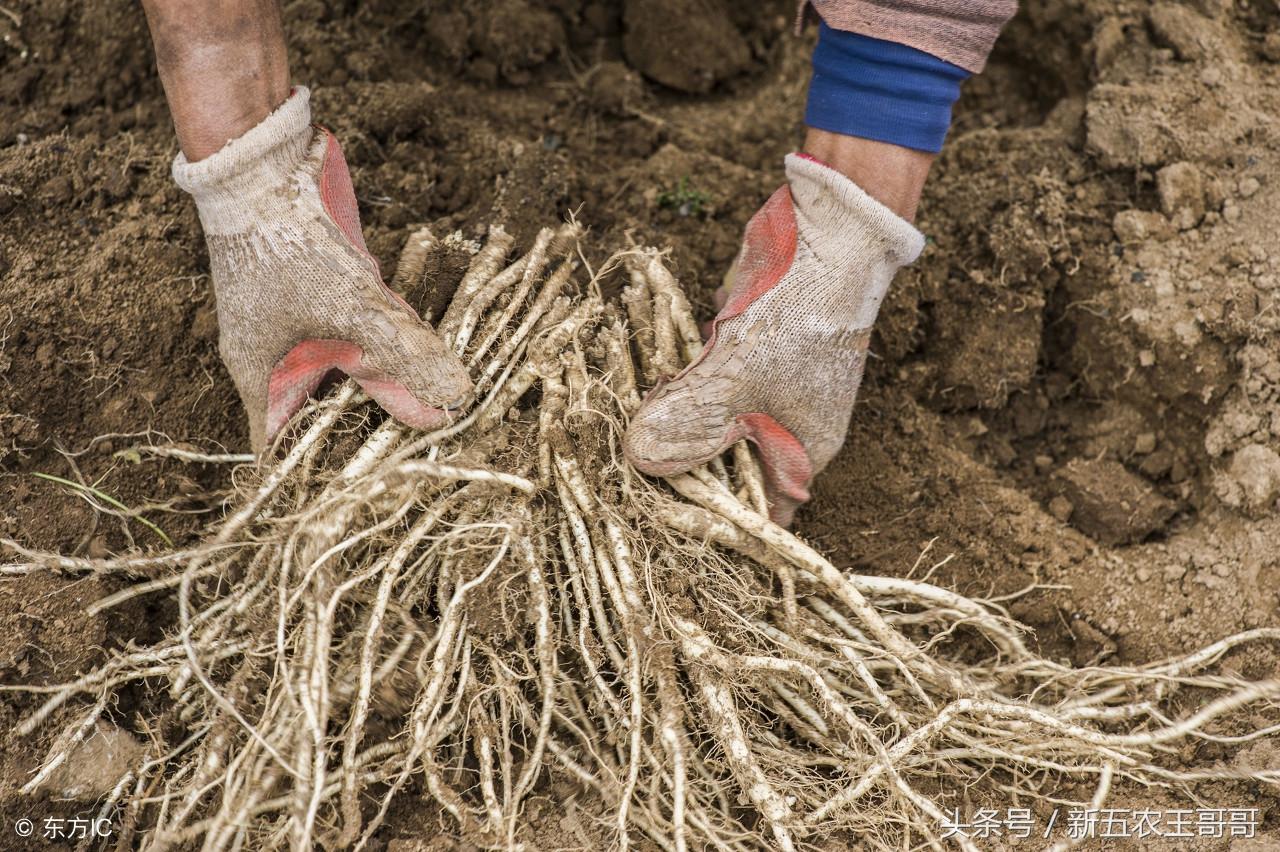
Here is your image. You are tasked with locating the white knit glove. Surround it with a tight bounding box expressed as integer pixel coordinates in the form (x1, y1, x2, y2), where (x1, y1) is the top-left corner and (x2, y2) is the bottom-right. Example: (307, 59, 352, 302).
(624, 154, 925, 525)
(173, 87, 472, 452)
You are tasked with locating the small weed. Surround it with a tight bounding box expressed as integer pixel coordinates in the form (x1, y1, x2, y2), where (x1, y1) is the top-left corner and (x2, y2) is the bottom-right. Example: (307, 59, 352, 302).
(657, 177, 711, 218)
(32, 471, 174, 546)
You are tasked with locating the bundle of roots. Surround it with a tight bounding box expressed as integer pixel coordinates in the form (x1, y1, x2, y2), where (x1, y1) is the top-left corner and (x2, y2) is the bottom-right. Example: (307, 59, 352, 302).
(6, 223, 1280, 851)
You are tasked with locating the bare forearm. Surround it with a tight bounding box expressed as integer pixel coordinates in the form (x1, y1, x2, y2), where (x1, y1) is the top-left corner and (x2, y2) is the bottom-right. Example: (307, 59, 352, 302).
(141, 0, 290, 161)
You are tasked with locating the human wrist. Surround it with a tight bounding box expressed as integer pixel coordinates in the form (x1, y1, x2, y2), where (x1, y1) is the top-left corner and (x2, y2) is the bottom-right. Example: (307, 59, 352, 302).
(799, 128, 933, 222)
(172, 87, 314, 234)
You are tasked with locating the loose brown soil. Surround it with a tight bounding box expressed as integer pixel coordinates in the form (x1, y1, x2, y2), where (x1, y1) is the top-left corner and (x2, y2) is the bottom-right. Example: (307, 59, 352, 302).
(1, 0, 1278, 848)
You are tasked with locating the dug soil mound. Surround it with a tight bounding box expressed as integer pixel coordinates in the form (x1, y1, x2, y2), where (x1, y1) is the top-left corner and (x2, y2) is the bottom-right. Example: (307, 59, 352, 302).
(1, 0, 1279, 848)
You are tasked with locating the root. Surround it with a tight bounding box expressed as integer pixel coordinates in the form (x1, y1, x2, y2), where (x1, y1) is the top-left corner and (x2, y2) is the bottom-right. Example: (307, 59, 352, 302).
(6, 225, 1278, 851)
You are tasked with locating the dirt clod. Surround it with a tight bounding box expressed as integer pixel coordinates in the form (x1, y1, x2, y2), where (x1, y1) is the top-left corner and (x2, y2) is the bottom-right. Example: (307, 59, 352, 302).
(1112, 209, 1173, 243)
(1147, 3, 1220, 61)
(35, 720, 147, 800)
(1214, 443, 1280, 516)
(473, 0, 564, 84)
(1133, 432, 1158, 454)
(622, 0, 751, 93)
(1157, 161, 1207, 230)
(1054, 457, 1178, 545)
(586, 61, 645, 116)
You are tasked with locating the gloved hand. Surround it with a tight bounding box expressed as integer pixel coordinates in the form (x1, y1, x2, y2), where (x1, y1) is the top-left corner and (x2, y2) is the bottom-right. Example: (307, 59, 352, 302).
(173, 87, 472, 452)
(624, 153, 924, 525)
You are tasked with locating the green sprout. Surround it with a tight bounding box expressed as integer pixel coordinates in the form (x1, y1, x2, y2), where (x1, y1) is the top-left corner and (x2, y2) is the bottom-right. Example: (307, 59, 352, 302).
(657, 177, 711, 218)
(32, 471, 174, 547)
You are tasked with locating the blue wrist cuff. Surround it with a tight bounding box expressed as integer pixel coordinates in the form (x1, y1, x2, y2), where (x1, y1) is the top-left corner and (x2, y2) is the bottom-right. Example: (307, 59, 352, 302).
(805, 21, 970, 155)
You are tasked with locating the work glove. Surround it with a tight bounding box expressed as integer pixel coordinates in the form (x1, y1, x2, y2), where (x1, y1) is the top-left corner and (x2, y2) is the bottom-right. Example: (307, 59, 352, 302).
(624, 153, 924, 525)
(172, 87, 472, 452)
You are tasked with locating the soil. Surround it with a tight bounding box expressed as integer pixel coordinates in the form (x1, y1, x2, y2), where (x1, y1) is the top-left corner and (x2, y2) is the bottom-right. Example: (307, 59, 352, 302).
(2, 0, 1279, 849)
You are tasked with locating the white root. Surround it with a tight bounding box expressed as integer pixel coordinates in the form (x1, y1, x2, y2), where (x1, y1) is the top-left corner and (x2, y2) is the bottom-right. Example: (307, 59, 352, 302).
(5, 222, 1277, 852)
(390, 225, 437, 295)
(439, 225, 515, 340)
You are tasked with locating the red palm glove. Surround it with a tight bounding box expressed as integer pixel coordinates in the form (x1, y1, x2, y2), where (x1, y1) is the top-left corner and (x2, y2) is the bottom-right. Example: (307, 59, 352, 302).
(173, 87, 471, 452)
(624, 154, 924, 525)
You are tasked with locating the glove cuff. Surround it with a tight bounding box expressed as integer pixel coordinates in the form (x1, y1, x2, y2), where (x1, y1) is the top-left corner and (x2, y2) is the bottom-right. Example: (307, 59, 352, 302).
(784, 152, 926, 268)
(172, 86, 314, 233)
